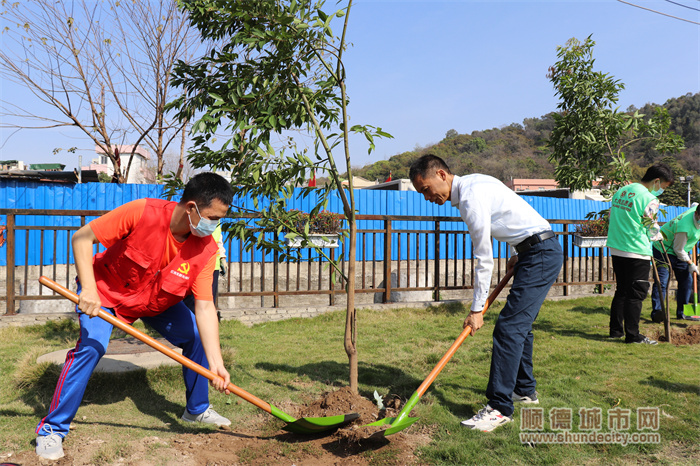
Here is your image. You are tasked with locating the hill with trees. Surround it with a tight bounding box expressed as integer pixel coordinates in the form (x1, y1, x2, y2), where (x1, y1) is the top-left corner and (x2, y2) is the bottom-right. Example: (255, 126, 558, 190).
(351, 92, 700, 205)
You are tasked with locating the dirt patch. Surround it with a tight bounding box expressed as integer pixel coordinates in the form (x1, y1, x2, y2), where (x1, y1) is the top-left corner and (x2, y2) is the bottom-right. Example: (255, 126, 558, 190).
(653, 325, 700, 345)
(170, 424, 431, 466)
(9, 388, 431, 465)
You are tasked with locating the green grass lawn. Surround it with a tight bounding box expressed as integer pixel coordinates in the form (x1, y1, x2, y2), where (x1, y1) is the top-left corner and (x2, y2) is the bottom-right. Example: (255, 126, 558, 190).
(1, 296, 698, 465)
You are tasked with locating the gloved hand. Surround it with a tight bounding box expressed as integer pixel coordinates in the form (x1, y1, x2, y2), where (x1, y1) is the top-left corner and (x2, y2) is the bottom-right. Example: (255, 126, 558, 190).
(219, 257, 228, 277)
(689, 263, 699, 276)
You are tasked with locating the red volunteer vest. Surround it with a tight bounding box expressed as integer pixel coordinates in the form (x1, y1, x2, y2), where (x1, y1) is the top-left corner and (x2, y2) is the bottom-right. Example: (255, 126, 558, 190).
(93, 198, 218, 323)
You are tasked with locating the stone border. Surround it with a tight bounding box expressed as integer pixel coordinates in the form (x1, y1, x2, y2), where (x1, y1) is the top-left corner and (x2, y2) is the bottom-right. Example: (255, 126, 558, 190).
(0, 301, 437, 329)
(0, 292, 615, 329)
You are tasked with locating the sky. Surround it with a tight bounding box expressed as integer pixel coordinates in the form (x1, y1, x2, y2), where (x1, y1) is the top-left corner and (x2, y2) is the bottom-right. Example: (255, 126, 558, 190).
(1, 0, 699, 174)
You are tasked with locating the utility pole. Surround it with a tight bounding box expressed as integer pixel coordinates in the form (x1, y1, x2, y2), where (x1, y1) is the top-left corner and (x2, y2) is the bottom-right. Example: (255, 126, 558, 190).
(679, 175, 693, 207)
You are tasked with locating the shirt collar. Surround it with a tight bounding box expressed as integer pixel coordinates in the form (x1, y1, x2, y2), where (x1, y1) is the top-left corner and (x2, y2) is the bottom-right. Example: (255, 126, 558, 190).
(450, 175, 461, 208)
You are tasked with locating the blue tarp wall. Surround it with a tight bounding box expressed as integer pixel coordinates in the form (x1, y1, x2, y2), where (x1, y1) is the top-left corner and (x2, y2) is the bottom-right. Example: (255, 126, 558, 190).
(0, 180, 689, 266)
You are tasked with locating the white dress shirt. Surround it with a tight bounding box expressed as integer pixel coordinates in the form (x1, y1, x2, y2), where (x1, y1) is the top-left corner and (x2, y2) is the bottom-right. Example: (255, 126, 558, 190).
(450, 174, 552, 312)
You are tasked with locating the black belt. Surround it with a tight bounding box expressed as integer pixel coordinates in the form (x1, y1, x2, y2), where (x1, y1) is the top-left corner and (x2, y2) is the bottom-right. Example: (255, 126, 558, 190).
(515, 230, 555, 254)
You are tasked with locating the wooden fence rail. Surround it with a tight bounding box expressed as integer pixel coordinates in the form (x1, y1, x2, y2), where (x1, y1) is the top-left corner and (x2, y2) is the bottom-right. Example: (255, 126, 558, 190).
(1, 209, 620, 315)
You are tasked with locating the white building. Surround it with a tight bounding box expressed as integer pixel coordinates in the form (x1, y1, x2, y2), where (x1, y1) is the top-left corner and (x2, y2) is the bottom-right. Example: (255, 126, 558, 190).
(82, 145, 154, 184)
(0, 160, 28, 171)
(362, 178, 416, 192)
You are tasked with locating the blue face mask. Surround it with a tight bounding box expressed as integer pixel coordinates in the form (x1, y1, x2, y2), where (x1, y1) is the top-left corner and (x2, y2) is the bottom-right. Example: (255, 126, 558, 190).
(188, 203, 218, 237)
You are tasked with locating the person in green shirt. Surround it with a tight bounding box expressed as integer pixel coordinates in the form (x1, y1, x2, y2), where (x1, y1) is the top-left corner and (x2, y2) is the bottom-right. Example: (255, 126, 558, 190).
(606, 163, 674, 345)
(650, 204, 700, 322)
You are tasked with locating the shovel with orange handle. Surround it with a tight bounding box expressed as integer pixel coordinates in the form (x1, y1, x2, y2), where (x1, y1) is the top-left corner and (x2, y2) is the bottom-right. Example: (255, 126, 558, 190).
(683, 249, 700, 318)
(364, 269, 515, 436)
(39, 276, 359, 434)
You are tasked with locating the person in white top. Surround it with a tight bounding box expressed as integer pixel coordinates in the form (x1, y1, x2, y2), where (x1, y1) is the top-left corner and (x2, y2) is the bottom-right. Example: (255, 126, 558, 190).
(410, 154, 563, 433)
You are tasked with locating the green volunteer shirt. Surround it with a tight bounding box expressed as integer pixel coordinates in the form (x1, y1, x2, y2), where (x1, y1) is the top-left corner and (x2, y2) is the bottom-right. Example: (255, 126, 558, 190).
(653, 205, 700, 255)
(606, 183, 657, 256)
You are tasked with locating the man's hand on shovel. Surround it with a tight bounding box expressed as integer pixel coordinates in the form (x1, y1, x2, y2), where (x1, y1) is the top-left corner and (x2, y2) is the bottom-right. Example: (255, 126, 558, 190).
(464, 311, 483, 333)
(208, 363, 232, 395)
(78, 287, 102, 318)
(464, 255, 518, 333)
(689, 262, 699, 276)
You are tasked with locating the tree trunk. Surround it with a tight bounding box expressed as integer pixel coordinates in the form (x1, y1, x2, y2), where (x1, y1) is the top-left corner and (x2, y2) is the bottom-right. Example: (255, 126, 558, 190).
(344, 221, 358, 392)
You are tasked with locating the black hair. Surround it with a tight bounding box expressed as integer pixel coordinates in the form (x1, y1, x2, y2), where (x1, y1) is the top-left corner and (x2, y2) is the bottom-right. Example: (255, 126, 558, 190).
(181, 172, 234, 207)
(641, 163, 674, 185)
(409, 154, 452, 182)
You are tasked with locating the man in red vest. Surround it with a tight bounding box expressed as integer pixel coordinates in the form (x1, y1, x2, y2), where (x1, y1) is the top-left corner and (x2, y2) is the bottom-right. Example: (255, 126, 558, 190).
(35, 173, 234, 460)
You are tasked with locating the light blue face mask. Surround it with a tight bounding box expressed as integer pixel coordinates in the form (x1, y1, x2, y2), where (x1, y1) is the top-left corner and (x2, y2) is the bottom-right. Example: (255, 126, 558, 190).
(188, 203, 218, 237)
(650, 180, 664, 197)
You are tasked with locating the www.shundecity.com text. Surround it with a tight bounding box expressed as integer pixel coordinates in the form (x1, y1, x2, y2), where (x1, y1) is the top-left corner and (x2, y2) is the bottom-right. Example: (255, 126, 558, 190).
(520, 431, 660, 446)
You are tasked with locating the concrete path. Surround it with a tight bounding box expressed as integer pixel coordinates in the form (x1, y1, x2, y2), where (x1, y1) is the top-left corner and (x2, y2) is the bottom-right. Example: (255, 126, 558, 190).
(37, 337, 182, 373)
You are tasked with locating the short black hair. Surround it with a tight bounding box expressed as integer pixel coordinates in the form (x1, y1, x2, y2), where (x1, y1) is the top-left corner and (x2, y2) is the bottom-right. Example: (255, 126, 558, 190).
(181, 172, 234, 207)
(409, 154, 452, 182)
(641, 163, 674, 185)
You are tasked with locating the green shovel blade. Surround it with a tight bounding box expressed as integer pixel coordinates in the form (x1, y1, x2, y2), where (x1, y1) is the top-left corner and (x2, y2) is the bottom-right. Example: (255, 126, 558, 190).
(364, 415, 420, 436)
(683, 292, 699, 317)
(361, 390, 421, 436)
(282, 413, 360, 434)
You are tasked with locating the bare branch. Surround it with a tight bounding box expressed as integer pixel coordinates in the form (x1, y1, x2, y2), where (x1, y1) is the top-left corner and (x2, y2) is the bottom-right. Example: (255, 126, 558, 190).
(0, 0, 204, 181)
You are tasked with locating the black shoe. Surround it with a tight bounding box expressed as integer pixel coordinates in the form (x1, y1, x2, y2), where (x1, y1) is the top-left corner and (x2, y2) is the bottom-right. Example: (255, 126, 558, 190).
(651, 310, 665, 323)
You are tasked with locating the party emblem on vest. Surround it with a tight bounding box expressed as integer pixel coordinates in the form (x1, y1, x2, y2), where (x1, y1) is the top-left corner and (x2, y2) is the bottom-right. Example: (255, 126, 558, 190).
(171, 262, 191, 280)
(177, 262, 190, 275)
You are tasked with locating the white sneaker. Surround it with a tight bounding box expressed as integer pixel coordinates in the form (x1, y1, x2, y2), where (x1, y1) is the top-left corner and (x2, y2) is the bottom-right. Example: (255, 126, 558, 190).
(35, 426, 65, 460)
(182, 405, 231, 427)
(512, 391, 539, 404)
(460, 405, 512, 432)
(631, 336, 658, 345)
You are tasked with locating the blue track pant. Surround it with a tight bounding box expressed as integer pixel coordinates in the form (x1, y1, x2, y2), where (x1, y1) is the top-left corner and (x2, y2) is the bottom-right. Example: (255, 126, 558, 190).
(36, 291, 211, 438)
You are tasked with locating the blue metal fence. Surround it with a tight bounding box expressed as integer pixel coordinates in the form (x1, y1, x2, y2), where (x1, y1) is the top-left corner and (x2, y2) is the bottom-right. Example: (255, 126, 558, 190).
(0, 180, 689, 266)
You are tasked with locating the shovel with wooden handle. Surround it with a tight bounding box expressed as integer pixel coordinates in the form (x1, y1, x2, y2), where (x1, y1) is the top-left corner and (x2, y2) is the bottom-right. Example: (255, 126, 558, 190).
(364, 269, 514, 436)
(39, 276, 359, 434)
(650, 256, 672, 343)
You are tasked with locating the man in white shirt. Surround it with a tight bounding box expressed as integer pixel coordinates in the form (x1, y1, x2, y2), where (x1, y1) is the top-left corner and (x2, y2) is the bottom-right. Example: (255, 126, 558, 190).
(410, 154, 563, 433)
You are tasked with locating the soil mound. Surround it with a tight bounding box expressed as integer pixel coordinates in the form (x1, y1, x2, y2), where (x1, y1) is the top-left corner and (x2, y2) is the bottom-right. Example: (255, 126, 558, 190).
(297, 386, 378, 424)
(297, 386, 413, 442)
(654, 325, 700, 345)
